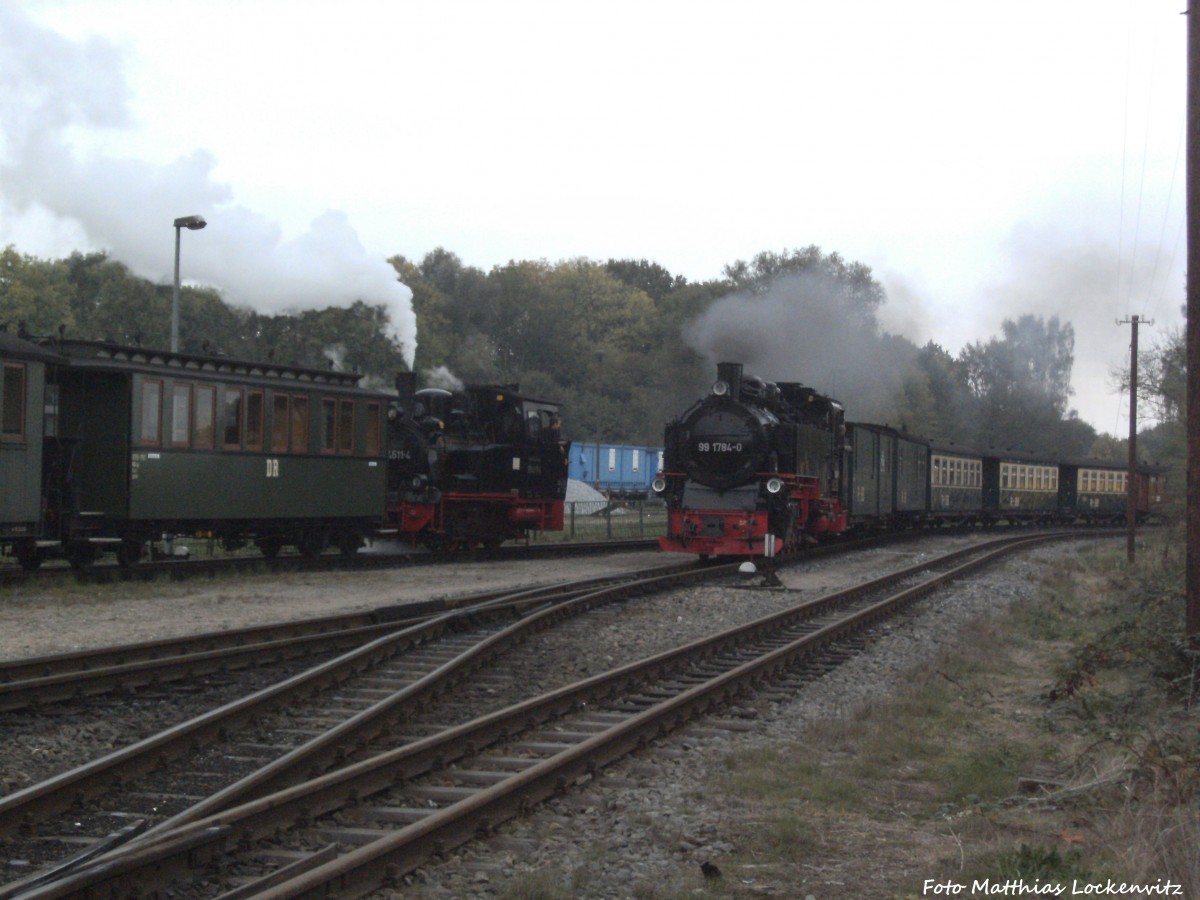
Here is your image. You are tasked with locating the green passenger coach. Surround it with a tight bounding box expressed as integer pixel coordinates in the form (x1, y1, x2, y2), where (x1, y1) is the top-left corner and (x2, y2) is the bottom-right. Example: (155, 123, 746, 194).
(49, 339, 387, 566)
(1, 332, 63, 569)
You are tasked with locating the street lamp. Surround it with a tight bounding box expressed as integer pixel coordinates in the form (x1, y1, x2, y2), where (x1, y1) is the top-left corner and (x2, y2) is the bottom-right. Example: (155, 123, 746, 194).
(171, 214, 207, 352)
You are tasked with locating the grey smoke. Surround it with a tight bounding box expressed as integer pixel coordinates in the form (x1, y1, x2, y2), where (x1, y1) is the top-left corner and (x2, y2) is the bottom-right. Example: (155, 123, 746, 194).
(0, 5, 416, 367)
(684, 271, 912, 424)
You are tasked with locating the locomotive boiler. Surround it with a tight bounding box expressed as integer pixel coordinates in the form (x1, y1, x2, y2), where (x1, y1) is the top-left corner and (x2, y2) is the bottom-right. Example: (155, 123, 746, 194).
(655, 362, 848, 556)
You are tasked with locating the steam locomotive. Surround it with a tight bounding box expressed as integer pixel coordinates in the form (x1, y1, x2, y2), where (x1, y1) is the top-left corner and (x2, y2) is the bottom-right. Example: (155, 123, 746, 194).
(655, 362, 847, 557)
(654, 362, 1168, 558)
(0, 331, 568, 570)
(386, 372, 569, 550)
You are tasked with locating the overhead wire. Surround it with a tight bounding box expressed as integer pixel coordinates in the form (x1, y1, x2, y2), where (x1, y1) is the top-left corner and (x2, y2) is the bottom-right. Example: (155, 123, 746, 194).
(1140, 27, 1186, 325)
(1115, 8, 1133, 323)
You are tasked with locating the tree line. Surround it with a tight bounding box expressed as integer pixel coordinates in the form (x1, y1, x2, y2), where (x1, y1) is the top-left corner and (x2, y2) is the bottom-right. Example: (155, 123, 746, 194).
(0, 242, 1184, 469)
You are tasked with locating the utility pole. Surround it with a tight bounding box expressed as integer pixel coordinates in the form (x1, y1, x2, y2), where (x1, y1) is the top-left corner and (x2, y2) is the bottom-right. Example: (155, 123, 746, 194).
(1188, 2, 1200, 651)
(1108, 314, 1147, 561)
(1117, 316, 1150, 563)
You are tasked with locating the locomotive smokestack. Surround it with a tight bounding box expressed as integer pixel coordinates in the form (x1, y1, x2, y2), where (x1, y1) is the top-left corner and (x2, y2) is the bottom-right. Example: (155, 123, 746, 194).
(716, 362, 743, 401)
(394, 371, 417, 412)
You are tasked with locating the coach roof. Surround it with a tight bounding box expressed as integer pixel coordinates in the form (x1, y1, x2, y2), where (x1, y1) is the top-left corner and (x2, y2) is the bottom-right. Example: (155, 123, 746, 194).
(50, 338, 373, 391)
(0, 330, 67, 365)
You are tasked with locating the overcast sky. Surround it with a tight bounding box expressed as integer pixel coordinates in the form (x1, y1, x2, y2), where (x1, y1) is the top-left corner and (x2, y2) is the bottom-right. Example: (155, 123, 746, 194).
(0, 0, 1186, 434)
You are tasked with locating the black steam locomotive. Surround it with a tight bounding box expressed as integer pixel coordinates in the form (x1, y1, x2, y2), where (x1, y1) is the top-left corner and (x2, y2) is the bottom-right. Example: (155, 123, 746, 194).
(386, 373, 570, 550)
(656, 362, 848, 556)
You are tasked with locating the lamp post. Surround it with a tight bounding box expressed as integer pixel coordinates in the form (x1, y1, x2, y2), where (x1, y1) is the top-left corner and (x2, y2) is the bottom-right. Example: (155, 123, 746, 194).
(171, 215, 207, 352)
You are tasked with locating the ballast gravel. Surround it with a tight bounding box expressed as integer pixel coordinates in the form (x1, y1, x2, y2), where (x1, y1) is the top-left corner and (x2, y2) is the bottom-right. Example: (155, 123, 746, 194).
(0, 538, 1090, 897)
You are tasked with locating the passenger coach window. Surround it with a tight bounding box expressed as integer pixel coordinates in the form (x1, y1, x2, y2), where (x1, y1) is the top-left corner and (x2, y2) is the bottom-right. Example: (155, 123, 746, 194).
(338, 400, 354, 454)
(172, 383, 191, 447)
(272, 394, 290, 453)
(365, 401, 381, 455)
(224, 389, 243, 449)
(321, 398, 337, 453)
(43, 384, 58, 438)
(292, 396, 309, 452)
(195, 385, 215, 449)
(245, 391, 264, 451)
(1, 363, 25, 441)
(140, 380, 163, 446)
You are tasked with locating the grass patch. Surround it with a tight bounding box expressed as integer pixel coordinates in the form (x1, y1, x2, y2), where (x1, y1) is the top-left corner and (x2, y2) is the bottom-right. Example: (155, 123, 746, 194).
(717, 744, 865, 809)
(962, 842, 1100, 885)
(703, 531, 1198, 898)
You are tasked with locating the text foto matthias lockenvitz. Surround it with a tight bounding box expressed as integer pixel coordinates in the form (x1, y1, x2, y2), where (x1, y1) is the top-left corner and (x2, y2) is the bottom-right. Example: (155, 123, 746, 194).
(922, 878, 1183, 896)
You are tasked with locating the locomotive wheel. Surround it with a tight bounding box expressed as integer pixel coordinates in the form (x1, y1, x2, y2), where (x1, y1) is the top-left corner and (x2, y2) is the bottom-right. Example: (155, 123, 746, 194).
(68, 543, 98, 572)
(337, 533, 361, 558)
(298, 531, 326, 559)
(15, 543, 44, 572)
(256, 537, 283, 559)
(116, 539, 144, 569)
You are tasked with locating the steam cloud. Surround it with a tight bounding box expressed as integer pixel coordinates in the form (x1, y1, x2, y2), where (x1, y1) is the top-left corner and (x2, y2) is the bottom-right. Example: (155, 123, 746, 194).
(0, 6, 416, 367)
(423, 366, 465, 392)
(684, 272, 914, 425)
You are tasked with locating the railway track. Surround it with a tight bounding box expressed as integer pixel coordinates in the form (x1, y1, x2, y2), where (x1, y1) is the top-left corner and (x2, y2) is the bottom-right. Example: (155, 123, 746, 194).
(0, 558, 711, 892)
(0, 564, 673, 713)
(0, 538, 660, 588)
(1, 531, 1075, 898)
(0, 533, 902, 713)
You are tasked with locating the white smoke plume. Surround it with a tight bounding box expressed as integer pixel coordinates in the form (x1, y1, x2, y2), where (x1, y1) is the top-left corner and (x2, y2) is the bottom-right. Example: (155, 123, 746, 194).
(0, 5, 416, 367)
(322, 344, 347, 372)
(423, 365, 464, 392)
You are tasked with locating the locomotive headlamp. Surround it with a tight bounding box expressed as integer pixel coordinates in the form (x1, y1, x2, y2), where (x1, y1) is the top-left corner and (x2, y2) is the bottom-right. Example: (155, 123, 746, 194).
(766, 477, 784, 494)
(712, 380, 729, 396)
(652, 476, 667, 493)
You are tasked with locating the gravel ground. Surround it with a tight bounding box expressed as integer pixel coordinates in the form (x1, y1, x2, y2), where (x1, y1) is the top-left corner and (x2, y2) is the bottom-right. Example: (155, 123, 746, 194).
(0, 536, 1075, 897)
(0, 550, 678, 798)
(0, 550, 678, 660)
(382, 541, 1080, 899)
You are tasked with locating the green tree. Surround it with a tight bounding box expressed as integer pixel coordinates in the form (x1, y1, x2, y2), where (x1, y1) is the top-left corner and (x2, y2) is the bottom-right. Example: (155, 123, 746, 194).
(0, 245, 77, 337)
(488, 258, 555, 378)
(1130, 329, 1187, 469)
(723, 246, 885, 329)
(246, 301, 407, 386)
(1136, 328, 1186, 426)
(68, 252, 170, 346)
(604, 258, 687, 303)
(1088, 433, 1128, 462)
(956, 315, 1092, 455)
(913, 341, 973, 444)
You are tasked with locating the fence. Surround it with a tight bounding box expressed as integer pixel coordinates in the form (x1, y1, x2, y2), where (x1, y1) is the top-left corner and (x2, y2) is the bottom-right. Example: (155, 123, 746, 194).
(530, 499, 667, 543)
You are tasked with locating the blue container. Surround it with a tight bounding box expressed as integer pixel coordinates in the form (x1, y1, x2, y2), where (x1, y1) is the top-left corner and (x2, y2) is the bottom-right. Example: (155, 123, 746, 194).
(568, 443, 664, 497)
